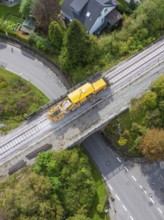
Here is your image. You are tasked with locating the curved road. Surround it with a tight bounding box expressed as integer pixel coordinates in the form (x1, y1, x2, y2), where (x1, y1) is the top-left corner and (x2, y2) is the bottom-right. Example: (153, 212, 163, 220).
(0, 42, 67, 100)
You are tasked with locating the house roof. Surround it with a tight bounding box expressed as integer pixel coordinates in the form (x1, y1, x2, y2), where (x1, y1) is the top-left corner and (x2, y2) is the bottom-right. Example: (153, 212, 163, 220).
(62, 0, 117, 32)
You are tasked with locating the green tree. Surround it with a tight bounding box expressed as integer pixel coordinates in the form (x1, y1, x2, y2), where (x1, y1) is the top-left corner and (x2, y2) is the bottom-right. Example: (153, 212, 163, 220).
(139, 129, 164, 160)
(60, 20, 96, 71)
(151, 74, 164, 99)
(19, 0, 34, 17)
(0, 172, 64, 219)
(142, 91, 157, 110)
(49, 21, 63, 54)
(34, 148, 96, 216)
(145, 109, 162, 128)
(134, 0, 164, 32)
(129, 0, 137, 10)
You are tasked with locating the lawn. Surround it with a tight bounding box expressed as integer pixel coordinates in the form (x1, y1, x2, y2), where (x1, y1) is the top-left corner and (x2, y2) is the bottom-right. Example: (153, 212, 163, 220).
(0, 4, 22, 32)
(0, 68, 49, 133)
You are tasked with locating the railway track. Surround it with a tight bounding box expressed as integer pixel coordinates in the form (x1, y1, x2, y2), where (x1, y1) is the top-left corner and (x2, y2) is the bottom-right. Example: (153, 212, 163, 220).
(0, 39, 164, 160)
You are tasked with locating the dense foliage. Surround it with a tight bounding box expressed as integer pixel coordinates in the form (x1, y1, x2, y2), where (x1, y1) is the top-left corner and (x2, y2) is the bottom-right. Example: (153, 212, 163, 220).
(0, 173, 64, 219)
(139, 129, 164, 160)
(34, 148, 96, 217)
(0, 68, 48, 133)
(19, 0, 33, 17)
(59, 20, 97, 72)
(48, 21, 64, 55)
(0, 148, 97, 219)
(31, 0, 60, 34)
(104, 75, 164, 158)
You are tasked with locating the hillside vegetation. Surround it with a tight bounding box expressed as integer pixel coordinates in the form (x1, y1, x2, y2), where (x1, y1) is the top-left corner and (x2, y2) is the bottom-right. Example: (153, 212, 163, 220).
(104, 75, 164, 159)
(0, 68, 49, 133)
(0, 147, 108, 220)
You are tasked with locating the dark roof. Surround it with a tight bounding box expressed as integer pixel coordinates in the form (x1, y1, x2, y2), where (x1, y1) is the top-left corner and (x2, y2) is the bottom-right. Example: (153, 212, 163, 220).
(62, 0, 116, 32)
(70, 0, 88, 14)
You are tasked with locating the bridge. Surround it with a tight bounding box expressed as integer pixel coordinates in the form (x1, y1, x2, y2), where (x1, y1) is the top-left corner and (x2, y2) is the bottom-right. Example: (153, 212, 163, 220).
(0, 39, 164, 178)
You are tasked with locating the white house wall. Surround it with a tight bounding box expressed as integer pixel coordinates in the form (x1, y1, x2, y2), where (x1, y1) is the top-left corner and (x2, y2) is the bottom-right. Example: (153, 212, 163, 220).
(89, 6, 115, 34)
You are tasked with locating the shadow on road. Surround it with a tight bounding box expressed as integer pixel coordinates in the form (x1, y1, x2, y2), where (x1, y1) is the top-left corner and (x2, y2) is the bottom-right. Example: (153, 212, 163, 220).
(21, 50, 35, 60)
(83, 133, 123, 178)
(140, 161, 164, 205)
(0, 43, 7, 49)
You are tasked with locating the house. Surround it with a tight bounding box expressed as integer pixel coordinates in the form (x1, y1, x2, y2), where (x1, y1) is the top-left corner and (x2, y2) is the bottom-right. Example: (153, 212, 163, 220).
(61, 0, 122, 34)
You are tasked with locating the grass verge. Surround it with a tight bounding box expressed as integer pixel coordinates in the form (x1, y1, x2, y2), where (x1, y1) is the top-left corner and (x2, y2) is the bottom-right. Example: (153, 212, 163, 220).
(88, 158, 110, 220)
(0, 68, 49, 133)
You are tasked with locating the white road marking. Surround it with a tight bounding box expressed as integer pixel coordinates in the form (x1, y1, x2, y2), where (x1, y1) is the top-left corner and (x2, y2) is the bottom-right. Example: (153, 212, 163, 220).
(124, 166, 129, 172)
(115, 194, 120, 201)
(108, 184, 113, 191)
(144, 190, 147, 194)
(132, 175, 137, 182)
(122, 205, 127, 212)
(139, 185, 143, 189)
(150, 198, 155, 204)
(157, 207, 163, 214)
(117, 157, 121, 162)
(130, 216, 134, 220)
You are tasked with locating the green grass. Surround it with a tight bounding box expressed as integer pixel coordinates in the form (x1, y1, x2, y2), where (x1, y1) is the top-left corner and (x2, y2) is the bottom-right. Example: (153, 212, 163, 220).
(0, 4, 20, 17)
(0, 68, 49, 133)
(0, 4, 22, 32)
(119, 110, 132, 131)
(88, 159, 109, 220)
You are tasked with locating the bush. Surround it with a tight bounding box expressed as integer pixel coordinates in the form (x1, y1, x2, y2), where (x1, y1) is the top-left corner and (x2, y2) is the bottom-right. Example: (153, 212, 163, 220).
(96, 204, 104, 214)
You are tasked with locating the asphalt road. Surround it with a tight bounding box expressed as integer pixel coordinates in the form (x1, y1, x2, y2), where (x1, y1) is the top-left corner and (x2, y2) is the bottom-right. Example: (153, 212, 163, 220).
(0, 42, 67, 100)
(83, 133, 164, 220)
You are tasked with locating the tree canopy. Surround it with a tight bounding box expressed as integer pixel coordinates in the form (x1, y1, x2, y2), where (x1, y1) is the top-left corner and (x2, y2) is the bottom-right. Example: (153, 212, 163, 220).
(59, 19, 97, 72)
(19, 0, 34, 17)
(48, 21, 63, 54)
(31, 0, 60, 33)
(34, 148, 96, 216)
(139, 129, 164, 160)
(0, 148, 96, 219)
(0, 173, 63, 219)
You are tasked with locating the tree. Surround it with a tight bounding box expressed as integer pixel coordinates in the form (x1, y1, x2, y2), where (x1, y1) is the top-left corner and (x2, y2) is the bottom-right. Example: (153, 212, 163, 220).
(32, 0, 60, 33)
(0, 172, 64, 219)
(145, 109, 162, 128)
(19, 0, 34, 17)
(48, 21, 63, 54)
(139, 129, 164, 160)
(60, 20, 96, 71)
(151, 74, 164, 100)
(34, 148, 96, 216)
(133, 0, 164, 32)
(142, 91, 157, 110)
(129, 0, 137, 10)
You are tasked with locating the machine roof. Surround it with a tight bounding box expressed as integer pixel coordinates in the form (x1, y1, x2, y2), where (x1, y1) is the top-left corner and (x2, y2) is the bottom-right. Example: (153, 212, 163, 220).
(68, 82, 94, 104)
